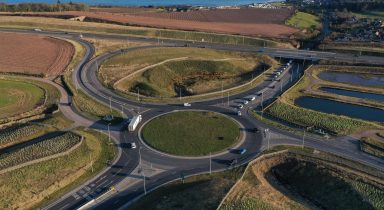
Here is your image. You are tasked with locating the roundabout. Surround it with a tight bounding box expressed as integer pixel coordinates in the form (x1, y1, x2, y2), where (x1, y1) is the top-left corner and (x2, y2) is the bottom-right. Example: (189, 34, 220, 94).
(3, 28, 381, 210)
(140, 110, 242, 156)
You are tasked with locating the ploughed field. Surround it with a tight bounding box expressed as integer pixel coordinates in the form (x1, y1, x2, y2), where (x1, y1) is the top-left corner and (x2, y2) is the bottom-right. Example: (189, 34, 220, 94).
(6, 8, 298, 38)
(0, 33, 74, 76)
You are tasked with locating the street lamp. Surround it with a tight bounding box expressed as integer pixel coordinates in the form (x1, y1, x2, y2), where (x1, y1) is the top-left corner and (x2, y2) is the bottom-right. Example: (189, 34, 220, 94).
(264, 128, 270, 150)
(107, 123, 111, 142)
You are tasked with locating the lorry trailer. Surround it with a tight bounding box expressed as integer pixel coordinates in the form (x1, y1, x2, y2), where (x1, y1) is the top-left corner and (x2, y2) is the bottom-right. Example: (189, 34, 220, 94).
(128, 115, 142, 132)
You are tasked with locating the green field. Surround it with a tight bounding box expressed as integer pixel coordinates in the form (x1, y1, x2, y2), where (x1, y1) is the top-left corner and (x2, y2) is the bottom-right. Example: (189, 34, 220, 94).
(142, 111, 240, 156)
(286, 12, 321, 30)
(128, 167, 245, 210)
(0, 128, 115, 210)
(0, 79, 45, 118)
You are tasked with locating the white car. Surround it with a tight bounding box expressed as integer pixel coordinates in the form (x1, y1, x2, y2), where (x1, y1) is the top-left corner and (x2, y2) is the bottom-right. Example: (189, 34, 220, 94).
(237, 111, 242, 116)
(130, 143, 137, 149)
(183, 103, 191, 107)
(34, 28, 42, 32)
(243, 100, 249, 105)
(238, 104, 244, 109)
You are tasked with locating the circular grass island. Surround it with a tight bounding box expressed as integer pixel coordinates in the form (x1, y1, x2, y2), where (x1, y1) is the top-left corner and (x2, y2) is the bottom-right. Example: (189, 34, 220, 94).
(141, 111, 241, 156)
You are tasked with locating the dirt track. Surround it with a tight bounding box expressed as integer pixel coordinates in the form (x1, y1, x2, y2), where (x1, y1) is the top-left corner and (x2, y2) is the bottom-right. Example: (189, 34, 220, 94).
(0, 33, 74, 76)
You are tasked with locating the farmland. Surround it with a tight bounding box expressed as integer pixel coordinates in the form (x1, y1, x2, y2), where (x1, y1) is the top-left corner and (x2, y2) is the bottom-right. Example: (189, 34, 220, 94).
(0, 128, 115, 210)
(101, 47, 271, 99)
(0, 16, 282, 47)
(0, 32, 74, 77)
(0, 78, 45, 119)
(142, 111, 240, 156)
(2, 7, 298, 38)
(222, 147, 384, 210)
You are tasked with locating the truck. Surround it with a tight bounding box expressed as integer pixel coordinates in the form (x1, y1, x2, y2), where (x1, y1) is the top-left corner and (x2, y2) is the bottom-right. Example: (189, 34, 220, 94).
(128, 115, 142, 132)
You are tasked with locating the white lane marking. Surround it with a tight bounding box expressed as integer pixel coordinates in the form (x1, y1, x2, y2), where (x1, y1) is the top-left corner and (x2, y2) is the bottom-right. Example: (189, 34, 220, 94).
(58, 203, 70, 210)
(96, 175, 107, 183)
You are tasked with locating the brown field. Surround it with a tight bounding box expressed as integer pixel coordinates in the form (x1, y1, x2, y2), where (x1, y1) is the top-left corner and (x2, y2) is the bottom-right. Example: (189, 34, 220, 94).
(89, 7, 160, 14)
(0, 33, 74, 76)
(3, 7, 298, 38)
(138, 8, 293, 24)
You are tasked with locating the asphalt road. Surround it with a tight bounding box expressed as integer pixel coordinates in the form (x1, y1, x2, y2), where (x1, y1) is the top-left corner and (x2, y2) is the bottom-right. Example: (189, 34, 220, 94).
(0, 28, 383, 210)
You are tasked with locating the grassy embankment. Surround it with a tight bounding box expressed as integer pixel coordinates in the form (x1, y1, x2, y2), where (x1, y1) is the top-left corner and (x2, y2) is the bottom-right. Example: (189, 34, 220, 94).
(0, 76, 60, 126)
(61, 39, 122, 123)
(127, 146, 384, 210)
(222, 146, 384, 210)
(127, 166, 245, 210)
(360, 133, 384, 158)
(83, 37, 149, 57)
(286, 11, 322, 39)
(101, 47, 277, 103)
(0, 79, 45, 118)
(0, 127, 116, 210)
(142, 111, 240, 156)
(0, 16, 282, 48)
(257, 65, 383, 136)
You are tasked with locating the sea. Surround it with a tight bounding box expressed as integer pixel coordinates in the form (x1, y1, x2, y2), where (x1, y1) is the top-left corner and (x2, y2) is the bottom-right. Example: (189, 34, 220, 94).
(3, 0, 276, 7)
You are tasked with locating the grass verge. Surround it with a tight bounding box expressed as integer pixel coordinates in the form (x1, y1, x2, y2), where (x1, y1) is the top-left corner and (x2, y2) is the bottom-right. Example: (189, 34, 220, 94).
(142, 111, 240, 156)
(127, 166, 245, 210)
(360, 136, 384, 158)
(60, 39, 122, 123)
